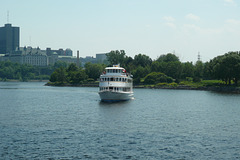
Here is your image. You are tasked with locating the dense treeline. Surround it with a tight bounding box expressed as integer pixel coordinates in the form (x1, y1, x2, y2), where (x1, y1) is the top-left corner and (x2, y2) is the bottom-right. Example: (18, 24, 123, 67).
(2, 50, 240, 87)
(106, 50, 240, 86)
(0, 61, 53, 81)
(0, 60, 78, 81)
(49, 62, 106, 85)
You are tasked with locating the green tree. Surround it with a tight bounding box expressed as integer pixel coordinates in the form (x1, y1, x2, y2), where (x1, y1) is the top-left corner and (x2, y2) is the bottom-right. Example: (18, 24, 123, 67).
(133, 54, 152, 67)
(193, 60, 204, 82)
(67, 63, 78, 72)
(181, 62, 194, 79)
(165, 61, 182, 80)
(151, 60, 182, 80)
(49, 67, 67, 84)
(144, 72, 173, 84)
(106, 50, 127, 66)
(54, 61, 68, 69)
(67, 68, 88, 84)
(157, 53, 180, 62)
(132, 65, 151, 84)
(85, 62, 106, 80)
(208, 52, 240, 85)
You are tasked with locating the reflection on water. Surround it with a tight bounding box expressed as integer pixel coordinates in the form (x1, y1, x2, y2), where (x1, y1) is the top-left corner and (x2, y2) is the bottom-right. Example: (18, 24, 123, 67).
(0, 82, 240, 159)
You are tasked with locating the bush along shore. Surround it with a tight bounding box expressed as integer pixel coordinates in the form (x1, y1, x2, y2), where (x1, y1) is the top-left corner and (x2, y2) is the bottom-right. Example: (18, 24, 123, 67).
(134, 85, 240, 93)
(2, 50, 238, 93)
(45, 80, 240, 94)
(45, 49, 240, 94)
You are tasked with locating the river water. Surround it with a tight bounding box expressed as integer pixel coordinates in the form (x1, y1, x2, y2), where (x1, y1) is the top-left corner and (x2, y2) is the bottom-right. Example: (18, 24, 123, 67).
(0, 82, 239, 159)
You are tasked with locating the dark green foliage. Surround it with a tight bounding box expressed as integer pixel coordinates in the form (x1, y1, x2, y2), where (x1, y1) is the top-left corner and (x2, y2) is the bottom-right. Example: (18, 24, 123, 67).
(50, 63, 88, 84)
(144, 72, 173, 84)
(208, 52, 240, 85)
(194, 60, 204, 81)
(133, 54, 152, 67)
(157, 53, 180, 62)
(181, 62, 194, 79)
(84, 62, 106, 81)
(50, 67, 66, 84)
(106, 50, 127, 66)
(2, 50, 240, 86)
(54, 61, 68, 69)
(132, 66, 151, 84)
(67, 69, 88, 84)
(151, 60, 182, 79)
(0, 61, 52, 81)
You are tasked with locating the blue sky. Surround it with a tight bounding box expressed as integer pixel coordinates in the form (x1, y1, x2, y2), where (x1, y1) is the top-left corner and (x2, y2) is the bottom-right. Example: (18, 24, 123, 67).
(1, 0, 240, 62)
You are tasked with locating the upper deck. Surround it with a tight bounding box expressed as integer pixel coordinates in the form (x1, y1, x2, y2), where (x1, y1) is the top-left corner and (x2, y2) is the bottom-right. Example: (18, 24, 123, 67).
(101, 64, 130, 77)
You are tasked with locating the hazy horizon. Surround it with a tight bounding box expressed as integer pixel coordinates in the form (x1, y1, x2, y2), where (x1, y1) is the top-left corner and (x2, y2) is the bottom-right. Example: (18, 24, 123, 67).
(1, 0, 240, 62)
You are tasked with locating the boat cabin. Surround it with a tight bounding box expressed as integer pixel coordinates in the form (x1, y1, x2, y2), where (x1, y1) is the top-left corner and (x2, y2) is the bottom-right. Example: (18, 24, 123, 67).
(106, 68, 125, 74)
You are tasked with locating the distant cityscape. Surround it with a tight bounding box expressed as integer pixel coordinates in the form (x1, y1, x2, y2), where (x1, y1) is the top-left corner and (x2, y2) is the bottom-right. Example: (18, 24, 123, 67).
(0, 23, 107, 67)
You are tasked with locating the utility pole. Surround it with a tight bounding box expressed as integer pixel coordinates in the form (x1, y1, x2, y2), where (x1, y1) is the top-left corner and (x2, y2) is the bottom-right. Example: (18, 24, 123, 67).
(77, 50, 80, 67)
(198, 52, 201, 61)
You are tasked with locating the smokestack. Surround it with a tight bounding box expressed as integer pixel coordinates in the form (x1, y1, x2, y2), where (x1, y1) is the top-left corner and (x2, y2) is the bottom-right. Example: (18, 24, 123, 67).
(77, 50, 80, 67)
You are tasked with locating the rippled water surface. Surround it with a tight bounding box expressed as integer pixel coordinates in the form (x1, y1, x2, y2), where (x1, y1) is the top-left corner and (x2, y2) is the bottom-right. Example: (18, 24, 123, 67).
(0, 82, 240, 159)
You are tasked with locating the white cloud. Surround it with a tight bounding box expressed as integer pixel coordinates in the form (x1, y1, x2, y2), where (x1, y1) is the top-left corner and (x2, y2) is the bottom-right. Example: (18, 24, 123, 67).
(183, 24, 223, 35)
(165, 22, 176, 29)
(224, 0, 237, 6)
(225, 19, 240, 33)
(163, 16, 175, 22)
(163, 16, 176, 29)
(185, 13, 200, 21)
(224, 0, 234, 3)
(226, 19, 240, 25)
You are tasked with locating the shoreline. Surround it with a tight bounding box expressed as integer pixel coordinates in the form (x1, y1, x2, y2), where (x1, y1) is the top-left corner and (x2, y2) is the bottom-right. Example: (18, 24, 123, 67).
(0, 79, 49, 82)
(45, 82, 240, 94)
(134, 85, 240, 93)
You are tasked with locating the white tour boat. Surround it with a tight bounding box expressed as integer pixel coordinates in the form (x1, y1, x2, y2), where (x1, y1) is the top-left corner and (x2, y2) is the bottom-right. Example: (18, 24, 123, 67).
(99, 65, 134, 102)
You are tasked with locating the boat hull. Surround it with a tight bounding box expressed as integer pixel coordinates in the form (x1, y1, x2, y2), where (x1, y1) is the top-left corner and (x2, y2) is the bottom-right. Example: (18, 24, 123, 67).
(99, 91, 134, 102)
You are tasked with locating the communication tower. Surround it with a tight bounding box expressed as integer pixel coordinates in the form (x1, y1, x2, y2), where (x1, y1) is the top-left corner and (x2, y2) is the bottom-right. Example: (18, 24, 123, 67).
(198, 52, 201, 61)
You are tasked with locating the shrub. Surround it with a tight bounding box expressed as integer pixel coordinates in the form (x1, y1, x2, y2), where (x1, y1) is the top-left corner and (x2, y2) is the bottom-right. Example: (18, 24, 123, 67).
(156, 82, 168, 86)
(166, 77, 173, 83)
(144, 72, 173, 84)
(168, 82, 178, 87)
(186, 77, 193, 82)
